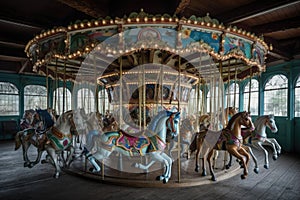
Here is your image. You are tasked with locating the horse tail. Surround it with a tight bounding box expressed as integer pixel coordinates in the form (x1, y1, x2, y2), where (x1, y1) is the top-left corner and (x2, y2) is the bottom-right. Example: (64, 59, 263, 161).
(14, 131, 22, 150)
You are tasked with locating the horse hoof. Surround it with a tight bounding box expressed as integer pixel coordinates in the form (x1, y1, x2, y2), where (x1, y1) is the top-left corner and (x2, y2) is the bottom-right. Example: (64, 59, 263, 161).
(53, 174, 59, 179)
(211, 176, 217, 181)
(225, 165, 231, 170)
(264, 164, 269, 169)
(195, 167, 199, 173)
(163, 178, 169, 184)
(89, 167, 95, 172)
(241, 175, 247, 179)
(254, 168, 259, 174)
(273, 155, 278, 160)
(201, 171, 207, 176)
(24, 162, 30, 168)
(156, 175, 164, 181)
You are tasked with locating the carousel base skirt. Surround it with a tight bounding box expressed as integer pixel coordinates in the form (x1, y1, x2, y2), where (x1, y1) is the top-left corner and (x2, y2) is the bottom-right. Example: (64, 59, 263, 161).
(63, 151, 243, 188)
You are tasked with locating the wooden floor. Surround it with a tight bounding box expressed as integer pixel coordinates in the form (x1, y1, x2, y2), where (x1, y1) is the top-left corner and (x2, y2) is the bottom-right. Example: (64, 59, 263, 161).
(1, 140, 300, 200)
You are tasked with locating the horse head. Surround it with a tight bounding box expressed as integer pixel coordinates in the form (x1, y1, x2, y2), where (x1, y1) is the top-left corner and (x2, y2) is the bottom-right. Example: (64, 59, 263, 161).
(265, 114, 278, 133)
(238, 111, 255, 131)
(166, 112, 180, 138)
(198, 114, 211, 131)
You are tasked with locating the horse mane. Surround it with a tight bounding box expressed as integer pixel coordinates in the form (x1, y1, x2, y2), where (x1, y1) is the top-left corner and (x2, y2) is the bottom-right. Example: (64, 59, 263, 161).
(225, 111, 244, 130)
(147, 110, 167, 132)
(36, 109, 54, 128)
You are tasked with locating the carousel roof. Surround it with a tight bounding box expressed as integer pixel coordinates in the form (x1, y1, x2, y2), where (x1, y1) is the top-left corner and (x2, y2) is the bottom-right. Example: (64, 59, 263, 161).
(1, 0, 300, 77)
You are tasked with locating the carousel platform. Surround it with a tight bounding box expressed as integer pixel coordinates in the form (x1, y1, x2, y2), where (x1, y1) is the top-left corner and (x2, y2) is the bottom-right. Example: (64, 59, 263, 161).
(1, 140, 300, 200)
(64, 150, 243, 188)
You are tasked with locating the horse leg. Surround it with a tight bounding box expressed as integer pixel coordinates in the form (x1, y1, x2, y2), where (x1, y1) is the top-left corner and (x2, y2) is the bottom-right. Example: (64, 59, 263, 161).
(243, 145, 259, 174)
(228, 146, 249, 179)
(30, 148, 43, 168)
(150, 152, 171, 183)
(65, 146, 75, 168)
(22, 142, 31, 168)
(212, 150, 218, 169)
(253, 141, 269, 169)
(46, 146, 61, 178)
(207, 149, 216, 181)
(161, 152, 173, 182)
(264, 138, 279, 160)
(225, 153, 233, 169)
(270, 138, 281, 155)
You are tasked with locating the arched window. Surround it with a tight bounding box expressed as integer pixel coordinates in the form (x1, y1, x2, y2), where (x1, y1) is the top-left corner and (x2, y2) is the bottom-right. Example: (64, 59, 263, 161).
(225, 82, 239, 109)
(53, 87, 71, 115)
(98, 89, 110, 114)
(264, 74, 288, 116)
(24, 85, 47, 110)
(77, 88, 95, 114)
(0, 82, 19, 115)
(243, 79, 259, 115)
(295, 75, 300, 117)
(188, 88, 202, 116)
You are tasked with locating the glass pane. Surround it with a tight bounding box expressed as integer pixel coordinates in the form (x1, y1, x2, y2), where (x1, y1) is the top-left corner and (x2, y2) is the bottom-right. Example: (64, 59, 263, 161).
(0, 82, 18, 94)
(53, 87, 72, 115)
(77, 88, 95, 114)
(24, 85, 47, 110)
(265, 74, 288, 90)
(98, 89, 110, 114)
(225, 83, 239, 108)
(264, 89, 288, 116)
(244, 79, 259, 115)
(0, 82, 19, 115)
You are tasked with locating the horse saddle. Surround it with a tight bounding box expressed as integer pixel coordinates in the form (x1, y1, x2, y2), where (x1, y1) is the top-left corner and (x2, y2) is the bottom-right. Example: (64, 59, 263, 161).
(116, 130, 150, 154)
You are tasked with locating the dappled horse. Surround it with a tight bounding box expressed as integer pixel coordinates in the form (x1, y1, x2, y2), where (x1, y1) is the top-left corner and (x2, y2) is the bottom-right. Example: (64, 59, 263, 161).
(241, 114, 280, 169)
(15, 109, 55, 168)
(168, 116, 195, 159)
(83, 110, 180, 183)
(190, 111, 255, 181)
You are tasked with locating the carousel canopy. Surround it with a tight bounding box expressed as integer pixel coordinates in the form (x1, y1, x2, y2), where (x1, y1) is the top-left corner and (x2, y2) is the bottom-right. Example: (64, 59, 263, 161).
(25, 10, 269, 86)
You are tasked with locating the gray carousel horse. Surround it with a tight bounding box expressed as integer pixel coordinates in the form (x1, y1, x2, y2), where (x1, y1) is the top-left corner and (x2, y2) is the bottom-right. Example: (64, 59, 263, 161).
(83, 110, 180, 184)
(168, 115, 195, 159)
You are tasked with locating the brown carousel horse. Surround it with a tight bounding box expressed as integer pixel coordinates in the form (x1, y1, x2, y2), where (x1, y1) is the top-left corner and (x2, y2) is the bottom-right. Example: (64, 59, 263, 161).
(15, 109, 55, 168)
(190, 111, 255, 181)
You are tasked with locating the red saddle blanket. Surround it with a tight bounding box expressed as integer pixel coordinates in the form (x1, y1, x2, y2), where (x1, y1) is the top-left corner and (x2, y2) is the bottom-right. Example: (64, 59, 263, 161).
(116, 130, 150, 153)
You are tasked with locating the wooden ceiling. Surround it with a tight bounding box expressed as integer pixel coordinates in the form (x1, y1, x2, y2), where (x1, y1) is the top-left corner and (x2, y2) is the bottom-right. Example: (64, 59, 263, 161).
(1, 0, 300, 75)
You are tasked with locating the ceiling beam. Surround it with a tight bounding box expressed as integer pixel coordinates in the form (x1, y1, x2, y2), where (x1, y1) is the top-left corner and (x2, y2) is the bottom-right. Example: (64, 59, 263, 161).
(18, 60, 30, 74)
(264, 36, 294, 60)
(0, 19, 43, 30)
(0, 55, 27, 62)
(57, 0, 105, 18)
(217, 0, 300, 24)
(175, 0, 191, 15)
(252, 16, 300, 34)
(0, 40, 25, 49)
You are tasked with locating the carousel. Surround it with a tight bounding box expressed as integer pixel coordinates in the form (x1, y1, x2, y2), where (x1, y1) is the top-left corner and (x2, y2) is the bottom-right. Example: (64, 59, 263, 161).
(21, 9, 271, 187)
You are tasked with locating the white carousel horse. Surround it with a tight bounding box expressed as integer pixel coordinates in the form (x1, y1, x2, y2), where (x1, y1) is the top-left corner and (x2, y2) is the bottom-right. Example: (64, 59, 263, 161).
(83, 110, 180, 184)
(41, 109, 87, 178)
(190, 111, 255, 181)
(168, 116, 195, 159)
(15, 109, 55, 168)
(242, 114, 280, 169)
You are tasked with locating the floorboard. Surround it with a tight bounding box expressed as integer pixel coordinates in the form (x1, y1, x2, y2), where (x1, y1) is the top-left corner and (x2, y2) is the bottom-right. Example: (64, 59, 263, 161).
(1, 140, 300, 200)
